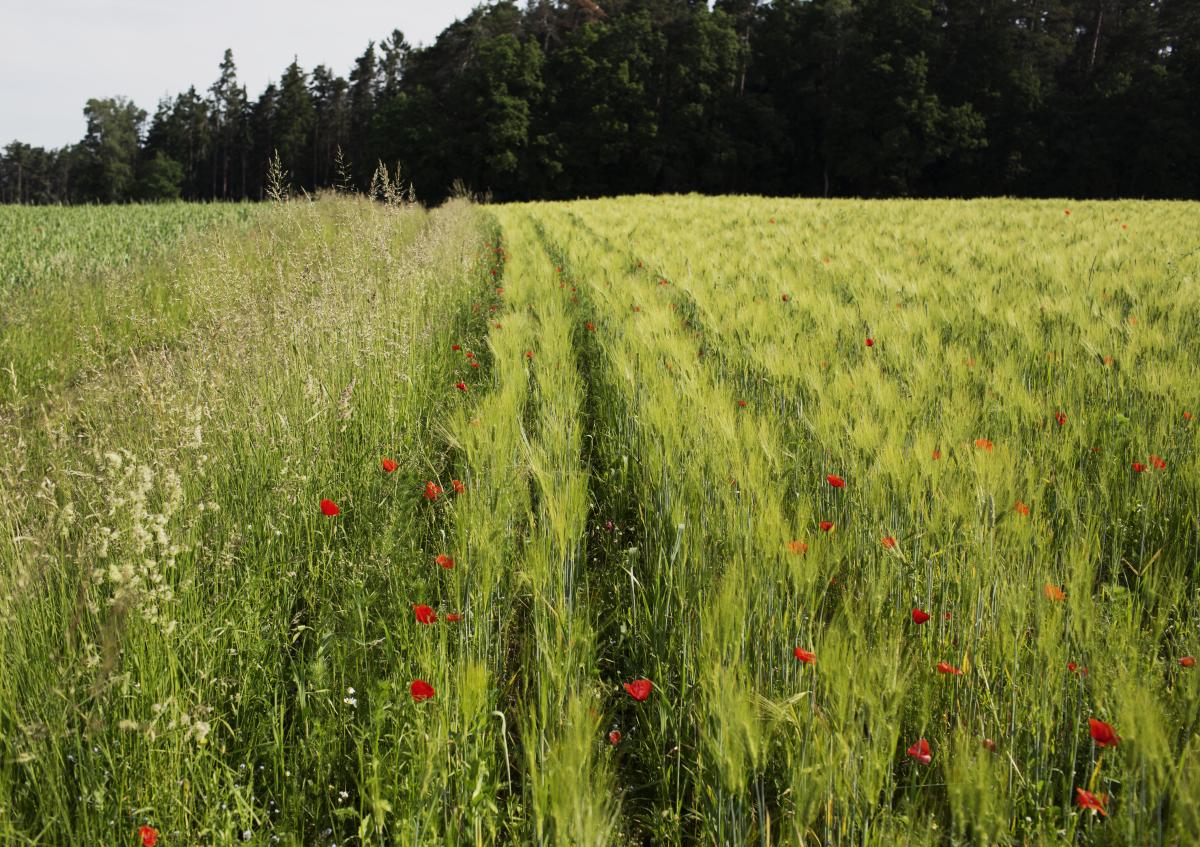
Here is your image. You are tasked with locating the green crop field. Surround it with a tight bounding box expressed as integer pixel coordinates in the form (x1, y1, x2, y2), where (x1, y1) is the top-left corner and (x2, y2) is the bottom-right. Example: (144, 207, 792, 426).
(1, 195, 1198, 846)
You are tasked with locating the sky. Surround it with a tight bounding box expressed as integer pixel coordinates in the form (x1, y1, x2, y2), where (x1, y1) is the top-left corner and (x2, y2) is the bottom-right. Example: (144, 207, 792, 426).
(0, 0, 483, 149)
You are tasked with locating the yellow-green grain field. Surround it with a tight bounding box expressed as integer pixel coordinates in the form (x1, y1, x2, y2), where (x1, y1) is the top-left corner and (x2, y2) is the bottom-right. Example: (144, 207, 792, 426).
(0, 195, 1197, 846)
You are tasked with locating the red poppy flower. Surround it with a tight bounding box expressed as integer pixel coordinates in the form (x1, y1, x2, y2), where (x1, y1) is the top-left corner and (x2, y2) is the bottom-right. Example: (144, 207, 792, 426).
(470, 360, 480, 368)
(414, 604, 437, 624)
(982, 738, 997, 752)
(382, 458, 398, 473)
(931, 449, 941, 460)
(455, 381, 467, 392)
(906, 738, 932, 765)
(525, 350, 533, 360)
(451, 479, 465, 494)
(624, 679, 653, 701)
(1075, 788, 1107, 816)
(1132, 461, 1146, 473)
(445, 613, 462, 623)
(1044, 584, 1066, 602)
(793, 647, 816, 664)
(936, 661, 963, 676)
(1068, 662, 1089, 675)
(819, 521, 834, 532)
(139, 826, 159, 847)
(787, 540, 809, 555)
(882, 536, 897, 549)
(1055, 411, 1067, 427)
(1180, 656, 1195, 668)
(974, 438, 994, 451)
(911, 608, 931, 625)
(320, 499, 340, 517)
(410, 679, 436, 702)
(1185, 411, 1193, 422)
(826, 474, 845, 488)
(1088, 718, 1120, 748)
(737, 399, 748, 408)
(465, 351, 475, 359)
(586, 322, 596, 332)
(1014, 500, 1030, 516)
(424, 481, 442, 501)
(451, 344, 461, 351)
(1150, 454, 1166, 470)
(435, 553, 455, 569)
(659, 279, 669, 286)
(609, 730, 622, 745)
(865, 338, 874, 347)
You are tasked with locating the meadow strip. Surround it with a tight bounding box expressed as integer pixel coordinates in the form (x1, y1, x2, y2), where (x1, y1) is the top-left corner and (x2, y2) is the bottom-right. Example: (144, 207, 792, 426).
(0, 197, 495, 844)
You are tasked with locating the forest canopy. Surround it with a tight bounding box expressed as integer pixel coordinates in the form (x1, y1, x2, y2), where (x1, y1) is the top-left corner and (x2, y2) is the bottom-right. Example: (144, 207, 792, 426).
(2, 0, 1197, 204)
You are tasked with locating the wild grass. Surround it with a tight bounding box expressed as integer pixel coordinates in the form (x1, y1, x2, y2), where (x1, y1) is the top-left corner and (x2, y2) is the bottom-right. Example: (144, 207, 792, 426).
(0, 195, 497, 844)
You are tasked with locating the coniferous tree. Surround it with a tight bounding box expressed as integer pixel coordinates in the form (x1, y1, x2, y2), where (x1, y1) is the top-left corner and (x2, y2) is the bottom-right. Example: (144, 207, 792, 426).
(249, 83, 279, 199)
(346, 44, 379, 186)
(209, 49, 248, 199)
(310, 65, 350, 189)
(274, 60, 315, 189)
(143, 87, 213, 197)
(379, 30, 411, 100)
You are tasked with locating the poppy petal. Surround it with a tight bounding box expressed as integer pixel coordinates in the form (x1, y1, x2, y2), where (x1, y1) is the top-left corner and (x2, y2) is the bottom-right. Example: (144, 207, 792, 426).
(410, 679, 436, 702)
(906, 738, 932, 765)
(623, 679, 653, 701)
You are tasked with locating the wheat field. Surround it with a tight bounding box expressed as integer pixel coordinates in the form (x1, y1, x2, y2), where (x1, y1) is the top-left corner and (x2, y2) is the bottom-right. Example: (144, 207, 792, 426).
(1, 195, 1198, 846)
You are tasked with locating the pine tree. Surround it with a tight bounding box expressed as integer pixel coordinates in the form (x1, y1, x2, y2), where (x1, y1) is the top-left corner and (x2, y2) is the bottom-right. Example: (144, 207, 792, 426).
(346, 44, 379, 186)
(310, 65, 349, 188)
(379, 30, 410, 99)
(209, 49, 248, 199)
(249, 83, 279, 199)
(274, 60, 315, 189)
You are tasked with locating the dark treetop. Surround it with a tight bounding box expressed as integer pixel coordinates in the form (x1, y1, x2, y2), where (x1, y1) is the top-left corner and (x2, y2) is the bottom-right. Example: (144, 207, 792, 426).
(3, 0, 1198, 204)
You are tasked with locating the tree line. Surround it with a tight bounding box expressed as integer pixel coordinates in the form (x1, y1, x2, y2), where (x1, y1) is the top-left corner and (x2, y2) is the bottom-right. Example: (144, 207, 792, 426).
(3, 0, 1198, 205)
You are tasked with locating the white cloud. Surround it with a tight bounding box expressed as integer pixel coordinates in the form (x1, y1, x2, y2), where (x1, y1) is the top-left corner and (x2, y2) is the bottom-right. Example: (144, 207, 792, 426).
(0, 0, 482, 148)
